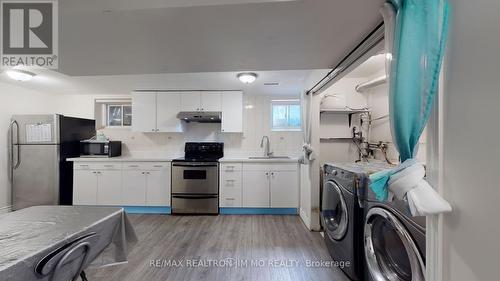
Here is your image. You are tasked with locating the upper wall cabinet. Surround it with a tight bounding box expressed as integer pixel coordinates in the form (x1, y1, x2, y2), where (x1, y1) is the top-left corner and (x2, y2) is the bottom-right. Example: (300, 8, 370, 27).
(221, 91, 243, 133)
(133, 91, 243, 133)
(132, 91, 183, 133)
(181, 91, 222, 112)
(132, 92, 157, 132)
(157, 92, 183, 132)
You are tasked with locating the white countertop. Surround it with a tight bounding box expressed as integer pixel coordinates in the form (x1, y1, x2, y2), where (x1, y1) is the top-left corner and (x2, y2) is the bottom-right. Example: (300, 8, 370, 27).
(219, 157, 300, 163)
(67, 156, 174, 162)
(68, 156, 300, 163)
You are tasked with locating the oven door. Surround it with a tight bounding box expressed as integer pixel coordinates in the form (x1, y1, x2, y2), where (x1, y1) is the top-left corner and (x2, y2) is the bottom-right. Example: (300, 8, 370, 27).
(171, 162, 219, 194)
(171, 194, 219, 214)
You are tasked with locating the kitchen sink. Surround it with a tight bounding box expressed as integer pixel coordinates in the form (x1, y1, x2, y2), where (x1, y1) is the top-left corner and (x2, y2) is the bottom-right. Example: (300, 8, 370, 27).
(248, 156, 291, 159)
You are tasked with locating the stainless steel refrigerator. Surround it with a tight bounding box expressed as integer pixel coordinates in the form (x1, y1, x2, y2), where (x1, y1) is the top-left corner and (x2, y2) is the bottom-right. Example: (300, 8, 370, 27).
(9, 114, 95, 210)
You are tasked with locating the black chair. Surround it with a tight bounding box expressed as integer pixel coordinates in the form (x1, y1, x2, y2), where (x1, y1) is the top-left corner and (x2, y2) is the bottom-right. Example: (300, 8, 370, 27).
(35, 233, 99, 281)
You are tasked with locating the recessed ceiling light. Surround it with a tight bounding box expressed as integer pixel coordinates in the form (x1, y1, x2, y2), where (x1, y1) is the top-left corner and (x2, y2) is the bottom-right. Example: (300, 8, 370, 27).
(237, 72, 257, 84)
(6, 69, 36, 81)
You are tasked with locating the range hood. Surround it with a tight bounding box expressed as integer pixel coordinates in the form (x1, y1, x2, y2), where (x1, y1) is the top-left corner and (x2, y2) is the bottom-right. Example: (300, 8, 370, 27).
(176, 111, 222, 123)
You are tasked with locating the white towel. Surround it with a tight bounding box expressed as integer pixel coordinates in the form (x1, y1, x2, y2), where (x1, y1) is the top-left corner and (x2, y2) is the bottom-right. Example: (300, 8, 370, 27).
(300, 143, 315, 164)
(388, 162, 452, 216)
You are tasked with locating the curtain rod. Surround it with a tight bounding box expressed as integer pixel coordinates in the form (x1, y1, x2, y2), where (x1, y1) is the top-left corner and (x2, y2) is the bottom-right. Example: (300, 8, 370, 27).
(306, 22, 385, 96)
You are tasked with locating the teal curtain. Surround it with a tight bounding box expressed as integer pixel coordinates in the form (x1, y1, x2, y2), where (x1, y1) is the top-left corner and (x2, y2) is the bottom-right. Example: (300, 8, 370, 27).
(370, 0, 450, 201)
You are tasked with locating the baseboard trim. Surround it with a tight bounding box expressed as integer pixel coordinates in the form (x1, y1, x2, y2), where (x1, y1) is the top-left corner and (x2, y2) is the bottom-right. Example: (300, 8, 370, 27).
(122, 206, 171, 214)
(0, 205, 13, 214)
(299, 208, 311, 229)
(219, 208, 298, 215)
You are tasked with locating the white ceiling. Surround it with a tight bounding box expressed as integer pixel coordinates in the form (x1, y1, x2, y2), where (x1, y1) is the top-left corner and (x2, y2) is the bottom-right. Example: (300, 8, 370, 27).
(0, 0, 384, 97)
(58, 0, 384, 76)
(345, 53, 386, 78)
(0, 69, 319, 96)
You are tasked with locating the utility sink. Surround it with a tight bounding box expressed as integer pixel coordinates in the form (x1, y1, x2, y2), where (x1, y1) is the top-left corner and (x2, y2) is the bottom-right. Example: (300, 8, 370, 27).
(248, 156, 291, 159)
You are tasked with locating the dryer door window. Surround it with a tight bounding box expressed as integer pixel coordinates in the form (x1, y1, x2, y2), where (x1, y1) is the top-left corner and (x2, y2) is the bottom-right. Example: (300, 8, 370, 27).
(364, 207, 425, 281)
(321, 180, 348, 240)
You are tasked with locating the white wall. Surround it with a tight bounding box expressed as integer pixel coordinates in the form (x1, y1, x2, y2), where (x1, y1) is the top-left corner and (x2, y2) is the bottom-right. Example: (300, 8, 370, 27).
(441, 0, 500, 280)
(0, 81, 60, 211)
(55, 94, 303, 158)
(362, 69, 427, 163)
(318, 77, 368, 166)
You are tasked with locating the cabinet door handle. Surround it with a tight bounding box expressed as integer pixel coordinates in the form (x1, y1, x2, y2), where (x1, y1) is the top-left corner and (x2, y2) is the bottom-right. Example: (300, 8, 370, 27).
(129, 165, 139, 168)
(153, 165, 163, 168)
(226, 198, 235, 201)
(104, 165, 114, 168)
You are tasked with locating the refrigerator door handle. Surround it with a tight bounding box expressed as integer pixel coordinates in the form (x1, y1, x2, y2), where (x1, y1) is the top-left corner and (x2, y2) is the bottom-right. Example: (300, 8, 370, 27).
(10, 120, 21, 169)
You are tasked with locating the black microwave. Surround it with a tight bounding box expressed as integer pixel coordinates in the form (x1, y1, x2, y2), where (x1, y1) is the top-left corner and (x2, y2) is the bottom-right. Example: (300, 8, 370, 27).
(80, 141, 122, 157)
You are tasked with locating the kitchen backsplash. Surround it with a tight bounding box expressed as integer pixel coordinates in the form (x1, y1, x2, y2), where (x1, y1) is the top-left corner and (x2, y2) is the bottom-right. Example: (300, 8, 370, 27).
(99, 95, 303, 158)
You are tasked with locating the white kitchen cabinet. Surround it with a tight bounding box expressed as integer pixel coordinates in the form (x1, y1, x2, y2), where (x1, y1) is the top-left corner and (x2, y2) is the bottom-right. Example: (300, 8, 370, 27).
(96, 170, 122, 205)
(132, 92, 157, 132)
(133, 91, 240, 132)
(242, 170, 270, 207)
(132, 92, 183, 133)
(73, 170, 98, 205)
(220, 163, 243, 207)
(146, 169, 171, 206)
(270, 170, 299, 208)
(201, 92, 222, 111)
(181, 91, 222, 112)
(73, 162, 171, 207)
(157, 92, 183, 132)
(122, 170, 147, 206)
(221, 91, 243, 133)
(241, 163, 299, 208)
(180, 91, 202, 111)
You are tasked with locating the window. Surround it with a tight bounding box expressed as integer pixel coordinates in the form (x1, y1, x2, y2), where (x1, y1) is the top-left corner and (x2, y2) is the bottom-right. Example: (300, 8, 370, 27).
(107, 104, 132, 127)
(271, 100, 301, 131)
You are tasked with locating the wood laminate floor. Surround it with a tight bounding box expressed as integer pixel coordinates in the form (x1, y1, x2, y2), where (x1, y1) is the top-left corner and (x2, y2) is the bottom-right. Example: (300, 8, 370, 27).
(86, 215, 350, 281)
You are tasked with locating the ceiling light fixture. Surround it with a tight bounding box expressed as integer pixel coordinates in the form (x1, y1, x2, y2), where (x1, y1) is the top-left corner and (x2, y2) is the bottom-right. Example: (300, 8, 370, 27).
(237, 72, 257, 84)
(6, 69, 36, 81)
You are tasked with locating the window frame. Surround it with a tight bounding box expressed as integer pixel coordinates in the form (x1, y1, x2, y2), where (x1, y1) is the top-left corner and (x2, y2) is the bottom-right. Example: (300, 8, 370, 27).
(270, 99, 302, 132)
(106, 104, 132, 128)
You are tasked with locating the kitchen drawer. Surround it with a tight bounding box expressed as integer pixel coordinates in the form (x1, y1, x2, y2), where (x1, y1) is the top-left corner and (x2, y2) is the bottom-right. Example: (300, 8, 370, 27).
(221, 163, 242, 172)
(122, 162, 170, 171)
(74, 162, 122, 170)
(242, 163, 298, 172)
(220, 174, 241, 188)
(220, 187, 242, 207)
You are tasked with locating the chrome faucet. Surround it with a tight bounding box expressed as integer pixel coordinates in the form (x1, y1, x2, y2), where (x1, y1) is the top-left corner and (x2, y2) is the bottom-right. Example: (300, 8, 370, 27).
(260, 136, 273, 157)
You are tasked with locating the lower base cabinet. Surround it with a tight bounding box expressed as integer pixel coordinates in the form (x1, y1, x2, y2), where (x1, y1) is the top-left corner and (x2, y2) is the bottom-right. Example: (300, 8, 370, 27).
(73, 170, 98, 205)
(97, 170, 123, 205)
(73, 162, 171, 207)
(220, 162, 299, 209)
